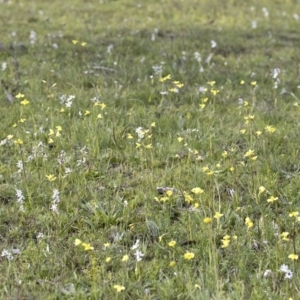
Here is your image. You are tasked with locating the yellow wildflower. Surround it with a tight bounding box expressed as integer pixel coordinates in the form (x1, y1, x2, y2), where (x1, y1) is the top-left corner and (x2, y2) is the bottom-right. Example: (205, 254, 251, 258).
(173, 81, 184, 88)
(258, 186, 266, 194)
(222, 151, 228, 158)
(207, 81, 215, 86)
(184, 192, 193, 204)
(81, 243, 94, 251)
(166, 190, 173, 197)
(288, 254, 298, 260)
(203, 217, 212, 224)
(121, 255, 129, 262)
(159, 74, 171, 82)
(221, 236, 230, 248)
(113, 285, 125, 292)
(20, 99, 30, 105)
(245, 217, 254, 228)
(14, 139, 23, 145)
(191, 187, 204, 194)
(202, 166, 209, 172)
(46, 174, 56, 181)
(214, 212, 224, 219)
(280, 232, 289, 242)
(169, 261, 176, 267)
(168, 240, 176, 247)
(265, 125, 276, 133)
(244, 149, 255, 158)
(15, 93, 24, 99)
(211, 89, 219, 96)
(184, 252, 195, 260)
(267, 196, 278, 203)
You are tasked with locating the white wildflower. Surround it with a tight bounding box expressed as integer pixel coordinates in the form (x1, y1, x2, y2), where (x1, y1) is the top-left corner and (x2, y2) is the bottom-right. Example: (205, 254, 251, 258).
(284, 270, 293, 279)
(26, 155, 33, 162)
(51, 189, 60, 214)
(107, 44, 113, 54)
(228, 189, 235, 197)
(16, 160, 23, 173)
(63, 167, 72, 178)
(271, 68, 280, 79)
(135, 127, 145, 140)
(1, 249, 14, 260)
(36, 232, 44, 239)
(0, 138, 8, 146)
(51, 203, 58, 213)
(52, 189, 60, 203)
(279, 264, 293, 279)
(152, 65, 162, 76)
(280, 264, 290, 273)
(206, 53, 213, 64)
(60, 95, 75, 108)
(273, 78, 280, 89)
(29, 30, 36, 44)
(211, 40, 217, 48)
(198, 86, 207, 94)
(134, 250, 144, 262)
(57, 150, 66, 165)
(194, 51, 201, 63)
(1, 62, 7, 71)
(263, 269, 272, 278)
(251, 20, 257, 29)
(262, 7, 269, 18)
(16, 189, 25, 212)
(131, 239, 140, 250)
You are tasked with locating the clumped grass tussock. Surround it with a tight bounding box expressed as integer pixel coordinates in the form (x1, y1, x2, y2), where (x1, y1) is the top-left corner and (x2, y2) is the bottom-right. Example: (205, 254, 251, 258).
(1, 0, 300, 299)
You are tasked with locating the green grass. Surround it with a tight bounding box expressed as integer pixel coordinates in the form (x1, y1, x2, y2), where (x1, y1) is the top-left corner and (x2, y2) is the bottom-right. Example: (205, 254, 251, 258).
(1, 0, 300, 299)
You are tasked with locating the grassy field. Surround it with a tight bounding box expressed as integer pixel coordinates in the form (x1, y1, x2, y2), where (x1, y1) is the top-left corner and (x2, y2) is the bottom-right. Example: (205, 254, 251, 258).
(1, 0, 300, 299)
